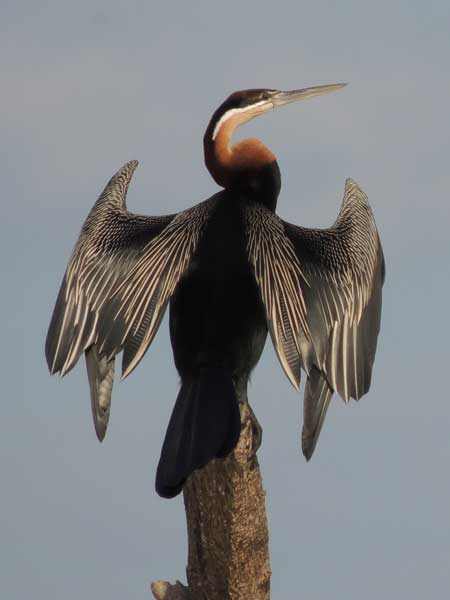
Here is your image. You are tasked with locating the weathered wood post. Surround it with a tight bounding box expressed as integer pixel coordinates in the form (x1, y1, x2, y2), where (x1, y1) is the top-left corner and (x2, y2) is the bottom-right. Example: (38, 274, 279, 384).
(151, 389, 270, 600)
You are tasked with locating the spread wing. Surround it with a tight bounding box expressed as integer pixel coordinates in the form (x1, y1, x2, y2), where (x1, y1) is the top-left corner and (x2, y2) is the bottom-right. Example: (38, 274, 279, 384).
(244, 179, 385, 459)
(46, 161, 216, 440)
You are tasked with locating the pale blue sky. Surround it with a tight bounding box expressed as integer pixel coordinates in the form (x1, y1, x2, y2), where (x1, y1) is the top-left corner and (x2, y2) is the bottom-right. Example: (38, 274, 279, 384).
(2, 1, 450, 598)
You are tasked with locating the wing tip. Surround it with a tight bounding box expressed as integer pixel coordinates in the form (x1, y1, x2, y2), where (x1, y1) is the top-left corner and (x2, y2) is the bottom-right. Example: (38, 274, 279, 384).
(44, 349, 70, 377)
(94, 422, 107, 443)
(121, 355, 138, 381)
(115, 159, 139, 182)
(124, 159, 139, 172)
(289, 374, 301, 391)
(104, 160, 139, 200)
(45, 350, 58, 376)
(302, 437, 314, 462)
(45, 321, 63, 376)
(344, 177, 369, 203)
(345, 176, 363, 189)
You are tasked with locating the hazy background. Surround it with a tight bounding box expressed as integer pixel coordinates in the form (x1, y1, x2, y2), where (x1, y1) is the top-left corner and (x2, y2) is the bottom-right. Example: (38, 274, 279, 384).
(2, 1, 450, 598)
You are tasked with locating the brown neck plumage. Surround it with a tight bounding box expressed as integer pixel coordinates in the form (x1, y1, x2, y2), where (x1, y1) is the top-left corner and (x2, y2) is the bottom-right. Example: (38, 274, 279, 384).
(204, 112, 276, 190)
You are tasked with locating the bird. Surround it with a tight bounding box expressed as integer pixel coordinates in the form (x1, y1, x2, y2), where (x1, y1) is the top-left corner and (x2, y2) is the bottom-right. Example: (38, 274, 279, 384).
(46, 84, 385, 499)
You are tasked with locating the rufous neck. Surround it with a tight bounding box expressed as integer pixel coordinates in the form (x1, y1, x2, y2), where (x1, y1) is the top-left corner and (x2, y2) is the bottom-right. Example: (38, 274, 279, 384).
(204, 113, 277, 191)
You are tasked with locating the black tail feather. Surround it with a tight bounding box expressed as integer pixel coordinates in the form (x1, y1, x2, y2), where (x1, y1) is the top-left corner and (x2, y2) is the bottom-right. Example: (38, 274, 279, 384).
(155, 368, 240, 498)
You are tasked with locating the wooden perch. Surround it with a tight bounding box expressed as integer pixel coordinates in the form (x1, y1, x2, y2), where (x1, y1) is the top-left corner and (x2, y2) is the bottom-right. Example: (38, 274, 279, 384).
(151, 391, 271, 600)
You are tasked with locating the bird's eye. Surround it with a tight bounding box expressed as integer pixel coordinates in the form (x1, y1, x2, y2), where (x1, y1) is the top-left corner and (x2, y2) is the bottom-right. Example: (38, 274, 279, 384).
(260, 91, 270, 101)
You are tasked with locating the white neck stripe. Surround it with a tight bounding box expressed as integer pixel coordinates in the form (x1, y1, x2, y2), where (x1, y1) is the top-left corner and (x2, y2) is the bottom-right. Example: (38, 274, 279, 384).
(212, 101, 266, 141)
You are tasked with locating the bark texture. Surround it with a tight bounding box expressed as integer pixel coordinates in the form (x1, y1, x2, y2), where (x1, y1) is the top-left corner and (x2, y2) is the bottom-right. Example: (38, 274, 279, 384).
(151, 400, 270, 600)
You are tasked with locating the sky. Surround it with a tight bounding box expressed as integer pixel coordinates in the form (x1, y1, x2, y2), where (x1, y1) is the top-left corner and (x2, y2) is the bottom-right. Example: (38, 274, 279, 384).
(2, 0, 450, 598)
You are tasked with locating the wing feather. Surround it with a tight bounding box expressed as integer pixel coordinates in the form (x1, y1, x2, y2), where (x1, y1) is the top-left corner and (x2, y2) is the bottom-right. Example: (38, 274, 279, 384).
(243, 202, 310, 388)
(244, 179, 384, 458)
(284, 179, 385, 404)
(46, 160, 215, 439)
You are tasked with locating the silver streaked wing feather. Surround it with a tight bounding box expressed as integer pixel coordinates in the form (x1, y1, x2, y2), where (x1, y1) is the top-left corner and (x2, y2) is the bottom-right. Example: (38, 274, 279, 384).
(46, 161, 175, 377)
(284, 178, 385, 403)
(244, 202, 310, 389)
(46, 160, 215, 439)
(245, 179, 384, 459)
(111, 198, 217, 378)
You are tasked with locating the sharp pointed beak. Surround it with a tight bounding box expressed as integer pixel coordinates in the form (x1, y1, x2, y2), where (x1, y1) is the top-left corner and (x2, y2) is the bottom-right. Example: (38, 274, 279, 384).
(270, 83, 347, 108)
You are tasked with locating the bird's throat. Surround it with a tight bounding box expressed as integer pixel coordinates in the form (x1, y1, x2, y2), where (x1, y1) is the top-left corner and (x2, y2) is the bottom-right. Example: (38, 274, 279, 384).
(205, 119, 277, 192)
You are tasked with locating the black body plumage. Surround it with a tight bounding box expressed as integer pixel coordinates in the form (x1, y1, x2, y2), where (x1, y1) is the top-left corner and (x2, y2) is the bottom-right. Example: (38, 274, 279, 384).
(46, 86, 384, 498)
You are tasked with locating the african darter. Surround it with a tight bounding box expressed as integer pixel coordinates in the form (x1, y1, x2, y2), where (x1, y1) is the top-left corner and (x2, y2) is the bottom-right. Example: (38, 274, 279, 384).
(46, 84, 385, 498)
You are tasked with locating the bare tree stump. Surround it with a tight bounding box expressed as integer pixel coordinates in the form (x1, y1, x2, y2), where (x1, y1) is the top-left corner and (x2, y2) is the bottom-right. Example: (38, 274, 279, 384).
(151, 397, 271, 600)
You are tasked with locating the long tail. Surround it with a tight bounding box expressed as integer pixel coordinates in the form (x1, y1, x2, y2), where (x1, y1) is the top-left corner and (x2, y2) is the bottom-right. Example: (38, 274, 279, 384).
(156, 367, 241, 498)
